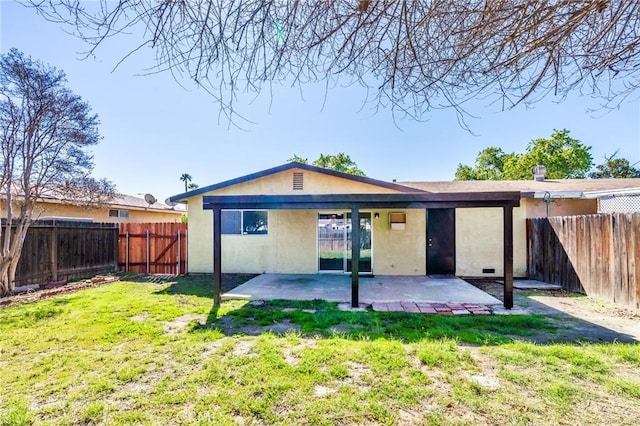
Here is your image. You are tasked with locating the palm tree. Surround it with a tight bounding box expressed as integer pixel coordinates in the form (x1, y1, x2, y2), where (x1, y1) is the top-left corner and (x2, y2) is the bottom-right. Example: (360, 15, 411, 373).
(179, 173, 193, 192)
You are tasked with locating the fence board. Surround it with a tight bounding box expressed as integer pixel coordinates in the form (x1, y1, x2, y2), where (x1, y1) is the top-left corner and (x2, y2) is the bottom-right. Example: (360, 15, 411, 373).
(527, 213, 640, 310)
(1, 220, 118, 287)
(118, 223, 187, 275)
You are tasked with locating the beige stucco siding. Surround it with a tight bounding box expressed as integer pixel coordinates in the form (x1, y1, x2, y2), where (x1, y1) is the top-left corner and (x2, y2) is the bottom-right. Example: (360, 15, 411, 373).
(524, 197, 597, 218)
(455, 206, 527, 278)
(187, 208, 319, 274)
(185, 167, 404, 273)
(186, 202, 214, 273)
(187, 207, 427, 275)
(274, 210, 317, 273)
(185, 168, 538, 277)
(218, 210, 317, 274)
(373, 209, 426, 275)
(18, 201, 183, 223)
(212, 168, 402, 196)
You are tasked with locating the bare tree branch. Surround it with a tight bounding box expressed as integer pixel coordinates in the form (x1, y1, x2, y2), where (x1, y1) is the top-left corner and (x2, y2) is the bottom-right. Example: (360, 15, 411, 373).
(23, 0, 640, 124)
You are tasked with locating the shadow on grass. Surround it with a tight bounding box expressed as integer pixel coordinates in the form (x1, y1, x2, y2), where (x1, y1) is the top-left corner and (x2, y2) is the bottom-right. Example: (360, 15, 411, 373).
(153, 274, 257, 298)
(189, 299, 569, 345)
(153, 276, 638, 345)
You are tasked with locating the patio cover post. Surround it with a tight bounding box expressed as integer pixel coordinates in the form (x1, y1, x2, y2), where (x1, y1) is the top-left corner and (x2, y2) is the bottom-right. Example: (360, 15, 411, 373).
(213, 206, 222, 307)
(503, 205, 514, 309)
(351, 207, 360, 308)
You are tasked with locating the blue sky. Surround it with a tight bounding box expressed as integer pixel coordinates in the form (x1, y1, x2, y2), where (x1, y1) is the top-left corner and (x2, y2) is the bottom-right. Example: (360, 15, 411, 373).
(1, 2, 639, 202)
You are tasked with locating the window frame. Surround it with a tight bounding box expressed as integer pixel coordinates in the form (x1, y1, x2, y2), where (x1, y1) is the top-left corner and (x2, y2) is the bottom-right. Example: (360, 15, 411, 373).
(108, 209, 129, 218)
(221, 209, 268, 235)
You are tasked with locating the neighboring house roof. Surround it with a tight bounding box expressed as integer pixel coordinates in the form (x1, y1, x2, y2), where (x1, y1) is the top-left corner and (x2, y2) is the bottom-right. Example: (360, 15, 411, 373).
(401, 179, 640, 198)
(39, 193, 185, 213)
(108, 194, 186, 212)
(169, 162, 425, 202)
(2, 181, 185, 214)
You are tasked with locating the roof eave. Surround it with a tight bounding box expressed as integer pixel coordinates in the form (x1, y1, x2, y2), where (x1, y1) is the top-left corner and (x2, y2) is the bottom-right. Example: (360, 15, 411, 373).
(169, 162, 425, 202)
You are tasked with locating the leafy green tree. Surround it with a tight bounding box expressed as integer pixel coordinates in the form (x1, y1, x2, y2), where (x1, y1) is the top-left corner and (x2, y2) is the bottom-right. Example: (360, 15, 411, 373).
(454, 147, 512, 180)
(289, 153, 366, 176)
(503, 130, 593, 179)
(590, 151, 640, 178)
(288, 155, 308, 164)
(455, 129, 593, 180)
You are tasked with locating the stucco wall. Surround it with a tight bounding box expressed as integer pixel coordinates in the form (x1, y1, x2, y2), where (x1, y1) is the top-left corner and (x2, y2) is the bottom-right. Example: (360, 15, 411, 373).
(214, 210, 318, 274)
(185, 167, 538, 277)
(373, 209, 426, 275)
(188, 207, 428, 275)
(455, 206, 527, 278)
(26, 202, 183, 223)
(211, 168, 401, 196)
(524, 197, 597, 218)
(186, 168, 403, 273)
(186, 202, 214, 273)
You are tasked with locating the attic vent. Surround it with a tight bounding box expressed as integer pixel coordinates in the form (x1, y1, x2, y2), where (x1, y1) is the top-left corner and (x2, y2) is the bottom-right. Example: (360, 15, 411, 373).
(293, 172, 304, 190)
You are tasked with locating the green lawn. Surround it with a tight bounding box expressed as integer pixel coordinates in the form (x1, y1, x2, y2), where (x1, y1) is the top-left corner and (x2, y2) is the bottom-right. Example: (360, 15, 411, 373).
(1, 276, 639, 425)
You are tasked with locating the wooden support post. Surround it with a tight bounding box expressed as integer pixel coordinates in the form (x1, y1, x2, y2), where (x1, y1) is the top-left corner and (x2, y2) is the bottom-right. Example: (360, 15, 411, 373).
(185, 228, 188, 275)
(213, 207, 222, 307)
(503, 206, 514, 309)
(351, 207, 360, 308)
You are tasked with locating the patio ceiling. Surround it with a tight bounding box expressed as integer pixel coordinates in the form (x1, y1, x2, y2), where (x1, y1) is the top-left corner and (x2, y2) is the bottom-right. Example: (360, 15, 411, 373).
(203, 192, 520, 310)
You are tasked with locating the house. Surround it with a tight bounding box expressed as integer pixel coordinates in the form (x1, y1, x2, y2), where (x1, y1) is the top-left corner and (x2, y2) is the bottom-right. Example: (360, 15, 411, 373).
(169, 162, 640, 308)
(2, 193, 185, 223)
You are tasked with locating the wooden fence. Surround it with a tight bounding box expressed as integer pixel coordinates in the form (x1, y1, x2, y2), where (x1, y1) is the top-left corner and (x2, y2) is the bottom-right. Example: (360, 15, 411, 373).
(119, 222, 187, 275)
(527, 214, 640, 309)
(6, 220, 119, 287)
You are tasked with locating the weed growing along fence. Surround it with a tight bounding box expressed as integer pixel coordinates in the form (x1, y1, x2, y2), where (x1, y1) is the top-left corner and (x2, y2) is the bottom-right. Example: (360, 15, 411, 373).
(527, 213, 640, 309)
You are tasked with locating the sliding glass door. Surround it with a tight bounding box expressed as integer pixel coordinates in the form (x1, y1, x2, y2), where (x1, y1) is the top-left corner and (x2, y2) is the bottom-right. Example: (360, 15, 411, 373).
(318, 212, 372, 273)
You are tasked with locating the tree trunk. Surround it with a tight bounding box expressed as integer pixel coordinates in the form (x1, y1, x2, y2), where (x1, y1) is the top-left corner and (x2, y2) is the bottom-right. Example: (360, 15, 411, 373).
(0, 202, 33, 296)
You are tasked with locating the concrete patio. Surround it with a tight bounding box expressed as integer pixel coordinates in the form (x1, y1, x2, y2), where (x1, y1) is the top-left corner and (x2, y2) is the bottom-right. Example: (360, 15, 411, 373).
(223, 274, 501, 306)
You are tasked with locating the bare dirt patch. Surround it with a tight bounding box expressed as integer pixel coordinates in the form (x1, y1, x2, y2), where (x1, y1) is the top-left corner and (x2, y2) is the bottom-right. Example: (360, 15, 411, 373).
(232, 339, 256, 357)
(163, 313, 206, 335)
(282, 339, 318, 366)
(468, 279, 640, 343)
(0, 275, 120, 308)
(313, 385, 336, 397)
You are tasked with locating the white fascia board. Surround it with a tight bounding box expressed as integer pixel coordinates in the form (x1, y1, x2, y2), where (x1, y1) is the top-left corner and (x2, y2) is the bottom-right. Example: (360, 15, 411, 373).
(581, 187, 640, 199)
(531, 191, 584, 199)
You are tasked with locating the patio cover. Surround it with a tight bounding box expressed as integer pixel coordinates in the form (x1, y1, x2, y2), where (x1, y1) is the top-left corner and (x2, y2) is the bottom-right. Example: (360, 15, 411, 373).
(203, 191, 522, 309)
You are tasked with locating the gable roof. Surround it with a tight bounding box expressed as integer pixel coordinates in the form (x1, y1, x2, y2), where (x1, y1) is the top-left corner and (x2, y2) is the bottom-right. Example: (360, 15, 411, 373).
(169, 162, 425, 202)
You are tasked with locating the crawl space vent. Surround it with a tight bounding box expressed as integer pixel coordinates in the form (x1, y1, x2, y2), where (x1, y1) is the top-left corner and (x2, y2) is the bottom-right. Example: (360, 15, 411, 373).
(293, 172, 304, 190)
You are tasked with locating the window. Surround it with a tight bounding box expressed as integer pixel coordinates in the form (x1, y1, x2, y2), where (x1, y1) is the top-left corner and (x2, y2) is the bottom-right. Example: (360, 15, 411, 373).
(221, 210, 268, 235)
(108, 209, 129, 218)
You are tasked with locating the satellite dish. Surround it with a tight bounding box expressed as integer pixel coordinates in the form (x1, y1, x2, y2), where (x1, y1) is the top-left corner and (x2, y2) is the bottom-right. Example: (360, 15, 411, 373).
(144, 193, 157, 205)
(165, 197, 178, 208)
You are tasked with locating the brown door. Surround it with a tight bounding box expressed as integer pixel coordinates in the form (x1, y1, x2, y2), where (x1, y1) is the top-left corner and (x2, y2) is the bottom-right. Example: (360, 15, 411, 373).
(426, 209, 455, 275)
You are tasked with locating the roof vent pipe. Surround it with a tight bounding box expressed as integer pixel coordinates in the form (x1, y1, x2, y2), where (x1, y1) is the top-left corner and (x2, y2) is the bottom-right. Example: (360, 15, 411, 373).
(532, 165, 547, 181)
